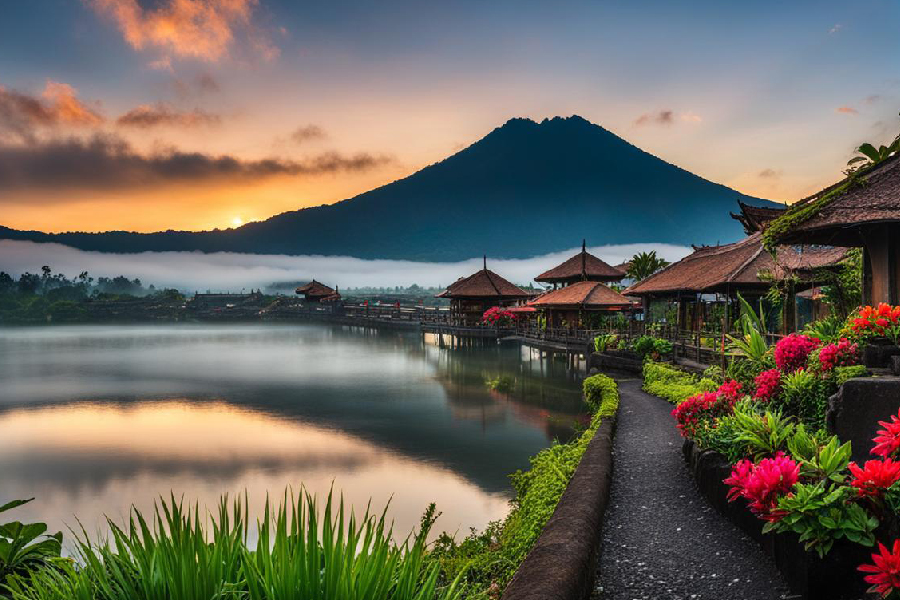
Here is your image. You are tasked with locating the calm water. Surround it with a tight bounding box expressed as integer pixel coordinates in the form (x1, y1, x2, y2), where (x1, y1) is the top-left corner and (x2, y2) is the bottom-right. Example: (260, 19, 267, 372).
(0, 324, 586, 545)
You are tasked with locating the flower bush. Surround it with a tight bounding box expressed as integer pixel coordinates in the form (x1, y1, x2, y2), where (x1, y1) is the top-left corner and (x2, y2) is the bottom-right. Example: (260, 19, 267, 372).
(774, 333, 821, 372)
(753, 368, 781, 401)
(671, 380, 743, 438)
(725, 452, 799, 521)
(818, 338, 859, 371)
(481, 306, 516, 327)
(850, 303, 900, 344)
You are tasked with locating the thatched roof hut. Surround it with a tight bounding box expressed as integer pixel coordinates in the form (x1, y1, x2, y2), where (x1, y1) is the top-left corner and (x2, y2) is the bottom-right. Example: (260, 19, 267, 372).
(436, 258, 529, 325)
(534, 241, 624, 287)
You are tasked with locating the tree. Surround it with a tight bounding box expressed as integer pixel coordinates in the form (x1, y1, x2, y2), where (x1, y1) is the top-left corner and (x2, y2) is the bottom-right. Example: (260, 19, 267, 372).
(847, 114, 900, 173)
(627, 251, 670, 281)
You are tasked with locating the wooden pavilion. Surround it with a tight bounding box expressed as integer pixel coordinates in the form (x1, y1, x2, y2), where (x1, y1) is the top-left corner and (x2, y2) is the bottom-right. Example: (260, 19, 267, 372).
(436, 258, 530, 326)
(764, 154, 900, 305)
(528, 280, 637, 329)
(534, 240, 625, 289)
(296, 280, 340, 303)
(626, 232, 849, 333)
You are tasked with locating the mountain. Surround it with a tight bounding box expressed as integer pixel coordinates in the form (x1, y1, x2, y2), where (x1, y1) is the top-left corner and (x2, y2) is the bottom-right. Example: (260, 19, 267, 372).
(0, 116, 780, 261)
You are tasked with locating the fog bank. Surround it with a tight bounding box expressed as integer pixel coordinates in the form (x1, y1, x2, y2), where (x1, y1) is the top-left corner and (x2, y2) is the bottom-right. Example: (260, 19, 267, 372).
(0, 240, 691, 291)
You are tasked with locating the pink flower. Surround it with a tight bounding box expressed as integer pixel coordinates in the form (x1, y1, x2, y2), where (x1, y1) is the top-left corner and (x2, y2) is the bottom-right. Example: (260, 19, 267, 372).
(716, 380, 744, 407)
(859, 539, 900, 598)
(818, 338, 859, 371)
(774, 334, 821, 372)
(754, 369, 782, 401)
(725, 452, 799, 521)
(849, 459, 900, 499)
(873, 409, 900, 458)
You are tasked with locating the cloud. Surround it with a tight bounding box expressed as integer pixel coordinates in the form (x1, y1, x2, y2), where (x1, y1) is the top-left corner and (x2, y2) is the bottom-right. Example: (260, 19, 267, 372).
(865, 95, 881, 105)
(0, 81, 103, 142)
(836, 106, 858, 115)
(87, 0, 276, 62)
(290, 125, 327, 143)
(197, 73, 220, 93)
(757, 168, 783, 179)
(0, 240, 693, 291)
(829, 23, 842, 34)
(116, 103, 221, 128)
(0, 134, 393, 191)
(633, 110, 701, 127)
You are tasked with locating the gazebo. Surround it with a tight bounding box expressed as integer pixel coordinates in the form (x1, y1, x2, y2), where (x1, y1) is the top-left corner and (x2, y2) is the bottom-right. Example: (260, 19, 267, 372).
(535, 240, 625, 289)
(436, 258, 530, 326)
(528, 280, 637, 329)
(296, 280, 339, 303)
(763, 153, 900, 305)
(626, 232, 849, 333)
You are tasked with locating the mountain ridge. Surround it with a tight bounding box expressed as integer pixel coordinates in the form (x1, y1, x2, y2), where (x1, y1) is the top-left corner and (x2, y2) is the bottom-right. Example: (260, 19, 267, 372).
(0, 115, 781, 261)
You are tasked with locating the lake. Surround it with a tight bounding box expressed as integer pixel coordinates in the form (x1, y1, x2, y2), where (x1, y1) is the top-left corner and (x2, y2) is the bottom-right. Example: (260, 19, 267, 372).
(0, 323, 587, 545)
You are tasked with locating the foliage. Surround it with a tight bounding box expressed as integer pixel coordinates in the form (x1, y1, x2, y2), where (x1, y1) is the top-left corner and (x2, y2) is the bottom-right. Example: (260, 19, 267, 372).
(486, 375, 515, 394)
(641, 361, 717, 404)
(817, 249, 863, 320)
(768, 483, 878, 557)
(728, 403, 795, 460)
(762, 178, 856, 253)
(0, 499, 63, 594)
(726, 294, 770, 362)
(593, 333, 618, 353)
(6, 492, 461, 600)
(625, 251, 669, 281)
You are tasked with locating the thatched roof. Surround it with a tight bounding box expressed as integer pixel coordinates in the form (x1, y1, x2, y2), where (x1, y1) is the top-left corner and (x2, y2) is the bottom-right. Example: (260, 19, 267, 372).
(436, 267, 529, 299)
(731, 200, 787, 235)
(296, 280, 335, 297)
(528, 280, 634, 309)
(626, 233, 849, 296)
(534, 241, 624, 283)
(769, 153, 900, 246)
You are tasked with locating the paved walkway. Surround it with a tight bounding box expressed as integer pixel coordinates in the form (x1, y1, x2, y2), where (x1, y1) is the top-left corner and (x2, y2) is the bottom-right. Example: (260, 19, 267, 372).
(593, 378, 793, 600)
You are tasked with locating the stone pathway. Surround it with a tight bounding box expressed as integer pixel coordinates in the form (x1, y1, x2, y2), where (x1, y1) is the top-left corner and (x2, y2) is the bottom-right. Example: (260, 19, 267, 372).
(593, 378, 793, 600)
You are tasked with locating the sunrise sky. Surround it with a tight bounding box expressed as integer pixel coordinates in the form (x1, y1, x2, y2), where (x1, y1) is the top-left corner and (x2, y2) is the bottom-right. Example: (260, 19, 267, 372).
(1, 0, 898, 233)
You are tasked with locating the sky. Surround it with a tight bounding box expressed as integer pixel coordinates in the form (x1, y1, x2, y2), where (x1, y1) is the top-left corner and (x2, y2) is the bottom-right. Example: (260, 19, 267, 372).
(1, 0, 898, 234)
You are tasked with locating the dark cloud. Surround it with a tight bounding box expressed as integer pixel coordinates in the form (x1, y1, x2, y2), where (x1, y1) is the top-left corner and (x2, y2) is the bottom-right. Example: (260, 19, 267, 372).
(116, 103, 221, 128)
(0, 134, 393, 192)
(758, 168, 781, 179)
(197, 73, 220, 93)
(634, 110, 674, 126)
(290, 124, 327, 143)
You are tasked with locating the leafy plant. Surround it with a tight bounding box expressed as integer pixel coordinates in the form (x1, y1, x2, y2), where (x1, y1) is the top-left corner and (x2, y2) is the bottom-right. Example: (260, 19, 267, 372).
(767, 483, 878, 557)
(626, 251, 669, 281)
(0, 498, 63, 591)
(642, 361, 717, 404)
(593, 333, 618, 353)
(726, 295, 770, 363)
(730, 403, 795, 459)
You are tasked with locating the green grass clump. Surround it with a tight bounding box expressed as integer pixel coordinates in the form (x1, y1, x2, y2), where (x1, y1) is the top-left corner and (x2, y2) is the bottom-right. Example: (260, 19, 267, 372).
(432, 374, 618, 598)
(5, 491, 461, 600)
(642, 361, 717, 404)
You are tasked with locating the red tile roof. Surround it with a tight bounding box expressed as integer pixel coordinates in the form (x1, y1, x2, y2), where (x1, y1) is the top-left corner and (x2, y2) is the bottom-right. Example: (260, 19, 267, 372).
(535, 242, 624, 283)
(626, 233, 849, 296)
(528, 280, 634, 308)
(436, 268, 529, 299)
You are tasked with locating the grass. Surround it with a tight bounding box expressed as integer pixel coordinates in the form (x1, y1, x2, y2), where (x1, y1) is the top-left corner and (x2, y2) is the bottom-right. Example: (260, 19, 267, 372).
(5, 490, 462, 600)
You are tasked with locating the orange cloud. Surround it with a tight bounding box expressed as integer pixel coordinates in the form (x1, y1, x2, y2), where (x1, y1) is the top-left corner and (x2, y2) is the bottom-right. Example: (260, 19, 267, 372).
(88, 0, 276, 62)
(0, 80, 102, 142)
(836, 106, 858, 115)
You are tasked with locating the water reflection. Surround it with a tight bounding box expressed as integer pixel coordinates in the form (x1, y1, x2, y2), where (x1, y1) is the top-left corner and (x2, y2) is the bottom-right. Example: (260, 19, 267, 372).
(0, 324, 586, 544)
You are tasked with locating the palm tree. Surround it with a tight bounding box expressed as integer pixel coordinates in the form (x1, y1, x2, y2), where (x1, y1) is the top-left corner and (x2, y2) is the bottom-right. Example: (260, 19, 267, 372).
(626, 251, 669, 281)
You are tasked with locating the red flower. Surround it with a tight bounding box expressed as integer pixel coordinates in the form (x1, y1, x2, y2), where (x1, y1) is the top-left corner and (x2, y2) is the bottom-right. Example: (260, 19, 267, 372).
(671, 392, 719, 437)
(716, 380, 744, 406)
(754, 369, 782, 401)
(724, 452, 799, 521)
(849, 459, 900, 499)
(859, 539, 900, 598)
(818, 338, 859, 371)
(774, 334, 821, 372)
(851, 304, 900, 342)
(873, 409, 900, 458)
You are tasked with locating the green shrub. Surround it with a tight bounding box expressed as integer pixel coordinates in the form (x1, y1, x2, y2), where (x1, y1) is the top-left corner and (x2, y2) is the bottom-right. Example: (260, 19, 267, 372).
(642, 361, 717, 404)
(631, 335, 656, 358)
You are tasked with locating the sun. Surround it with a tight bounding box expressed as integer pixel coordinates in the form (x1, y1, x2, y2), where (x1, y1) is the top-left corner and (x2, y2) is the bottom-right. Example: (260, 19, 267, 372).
(231, 217, 244, 227)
